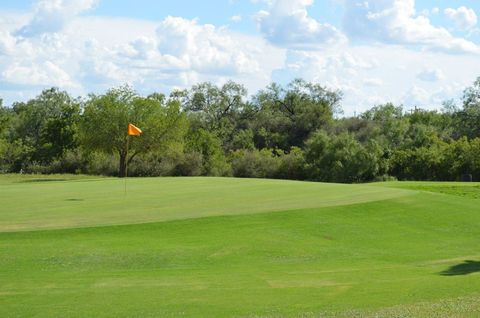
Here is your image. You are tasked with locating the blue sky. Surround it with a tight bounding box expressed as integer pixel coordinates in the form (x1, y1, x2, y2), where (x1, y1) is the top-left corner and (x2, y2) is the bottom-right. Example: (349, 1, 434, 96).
(1, 0, 480, 114)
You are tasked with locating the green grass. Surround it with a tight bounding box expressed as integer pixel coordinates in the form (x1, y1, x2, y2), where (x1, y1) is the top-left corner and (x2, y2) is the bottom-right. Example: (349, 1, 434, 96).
(0, 175, 412, 232)
(1, 175, 480, 317)
(377, 181, 480, 199)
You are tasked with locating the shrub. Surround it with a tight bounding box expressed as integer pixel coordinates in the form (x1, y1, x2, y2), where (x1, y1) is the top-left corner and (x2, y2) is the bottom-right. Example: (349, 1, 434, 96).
(230, 149, 280, 178)
(275, 147, 306, 180)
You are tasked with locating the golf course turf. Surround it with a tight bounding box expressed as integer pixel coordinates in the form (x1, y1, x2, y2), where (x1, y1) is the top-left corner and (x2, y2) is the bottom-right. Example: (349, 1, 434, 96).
(1, 175, 480, 317)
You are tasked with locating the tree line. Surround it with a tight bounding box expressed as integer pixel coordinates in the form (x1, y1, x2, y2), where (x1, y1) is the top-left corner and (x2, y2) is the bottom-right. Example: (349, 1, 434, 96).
(1, 78, 480, 182)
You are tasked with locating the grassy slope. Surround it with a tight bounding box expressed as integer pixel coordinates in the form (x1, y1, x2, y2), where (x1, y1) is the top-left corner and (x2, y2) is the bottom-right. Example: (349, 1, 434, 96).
(0, 175, 411, 232)
(377, 181, 480, 199)
(1, 175, 480, 317)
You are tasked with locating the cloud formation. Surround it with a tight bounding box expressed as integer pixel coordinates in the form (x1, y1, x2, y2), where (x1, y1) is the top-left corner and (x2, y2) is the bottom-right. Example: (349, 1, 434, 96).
(444, 6, 477, 31)
(343, 0, 480, 54)
(16, 0, 98, 37)
(255, 0, 346, 49)
(0, 0, 479, 115)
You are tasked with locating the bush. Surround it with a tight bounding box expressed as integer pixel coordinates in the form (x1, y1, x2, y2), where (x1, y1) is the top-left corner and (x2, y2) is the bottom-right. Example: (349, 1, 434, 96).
(304, 130, 382, 183)
(275, 147, 306, 180)
(374, 174, 398, 182)
(230, 149, 280, 178)
(173, 151, 204, 176)
(186, 128, 232, 176)
(0, 139, 33, 172)
(50, 149, 89, 174)
(85, 152, 118, 176)
(128, 146, 185, 177)
(390, 138, 447, 181)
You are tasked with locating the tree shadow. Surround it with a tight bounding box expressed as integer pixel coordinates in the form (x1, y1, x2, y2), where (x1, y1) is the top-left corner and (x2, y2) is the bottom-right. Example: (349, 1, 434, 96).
(440, 260, 480, 276)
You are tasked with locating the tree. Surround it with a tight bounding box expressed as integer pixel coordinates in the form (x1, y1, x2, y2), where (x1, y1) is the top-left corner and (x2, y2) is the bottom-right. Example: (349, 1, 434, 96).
(457, 77, 480, 139)
(178, 81, 248, 149)
(390, 148, 446, 181)
(185, 128, 231, 176)
(304, 130, 381, 183)
(10, 88, 80, 165)
(80, 86, 187, 177)
(252, 79, 342, 150)
(361, 103, 409, 149)
(0, 100, 12, 138)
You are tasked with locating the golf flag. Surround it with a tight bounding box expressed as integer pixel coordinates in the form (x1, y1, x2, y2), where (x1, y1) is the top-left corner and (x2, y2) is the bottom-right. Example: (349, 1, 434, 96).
(128, 123, 142, 136)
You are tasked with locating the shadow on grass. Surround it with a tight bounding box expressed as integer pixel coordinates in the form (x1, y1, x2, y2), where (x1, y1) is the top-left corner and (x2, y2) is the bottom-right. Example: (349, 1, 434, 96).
(440, 260, 480, 276)
(66, 198, 84, 202)
(20, 178, 68, 183)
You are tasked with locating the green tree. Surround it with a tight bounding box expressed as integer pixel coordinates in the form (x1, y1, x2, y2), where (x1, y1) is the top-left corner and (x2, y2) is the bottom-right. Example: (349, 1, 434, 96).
(361, 103, 409, 149)
(230, 148, 280, 178)
(178, 81, 248, 149)
(390, 137, 448, 181)
(276, 147, 307, 180)
(304, 130, 381, 183)
(457, 77, 480, 139)
(185, 128, 231, 176)
(80, 86, 187, 177)
(253, 79, 342, 150)
(10, 88, 80, 165)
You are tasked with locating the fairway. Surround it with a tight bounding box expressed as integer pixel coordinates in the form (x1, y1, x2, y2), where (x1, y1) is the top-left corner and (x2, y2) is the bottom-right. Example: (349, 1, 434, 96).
(2, 175, 480, 317)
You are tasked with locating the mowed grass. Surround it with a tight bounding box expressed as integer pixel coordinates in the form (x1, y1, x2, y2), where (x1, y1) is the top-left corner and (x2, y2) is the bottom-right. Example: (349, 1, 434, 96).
(1, 176, 480, 317)
(0, 175, 412, 232)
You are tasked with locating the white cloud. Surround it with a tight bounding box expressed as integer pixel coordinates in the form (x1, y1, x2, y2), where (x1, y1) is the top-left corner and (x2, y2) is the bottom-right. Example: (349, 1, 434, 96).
(80, 16, 285, 92)
(0, 0, 479, 117)
(155, 16, 279, 76)
(417, 68, 445, 82)
(231, 15, 242, 23)
(420, 7, 440, 17)
(0, 31, 16, 55)
(444, 7, 477, 31)
(272, 44, 480, 114)
(402, 85, 430, 107)
(255, 0, 346, 50)
(364, 78, 383, 87)
(343, 0, 480, 54)
(0, 11, 285, 102)
(15, 0, 98, 37)
(121, 36, 158, 60)
(2, 60, 75, 87)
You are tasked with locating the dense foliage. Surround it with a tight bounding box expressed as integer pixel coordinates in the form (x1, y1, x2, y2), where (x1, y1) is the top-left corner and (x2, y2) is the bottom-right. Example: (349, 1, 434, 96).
(1, 78, 480, 182)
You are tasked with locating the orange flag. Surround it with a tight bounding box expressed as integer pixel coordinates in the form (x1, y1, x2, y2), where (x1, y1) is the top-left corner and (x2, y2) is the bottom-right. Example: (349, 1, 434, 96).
(128, 123, 142, 136)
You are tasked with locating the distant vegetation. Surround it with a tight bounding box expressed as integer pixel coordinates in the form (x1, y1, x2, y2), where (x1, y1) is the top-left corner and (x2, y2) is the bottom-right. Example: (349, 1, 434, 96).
(1, 77, 480, 182)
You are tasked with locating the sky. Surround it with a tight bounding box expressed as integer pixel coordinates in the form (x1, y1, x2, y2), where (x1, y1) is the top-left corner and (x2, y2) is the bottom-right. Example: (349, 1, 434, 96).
(1, 0, 480, 114)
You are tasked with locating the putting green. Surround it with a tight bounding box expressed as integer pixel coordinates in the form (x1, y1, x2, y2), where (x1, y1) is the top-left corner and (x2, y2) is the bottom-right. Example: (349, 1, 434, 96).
(0, 176, 413, 232)
(1, 175, 480, 317)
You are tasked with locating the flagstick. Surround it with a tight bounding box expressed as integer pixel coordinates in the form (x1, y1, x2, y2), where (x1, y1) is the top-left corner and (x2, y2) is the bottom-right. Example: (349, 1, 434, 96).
(124, 135, 130, 196)
(125, 123, 141, 196)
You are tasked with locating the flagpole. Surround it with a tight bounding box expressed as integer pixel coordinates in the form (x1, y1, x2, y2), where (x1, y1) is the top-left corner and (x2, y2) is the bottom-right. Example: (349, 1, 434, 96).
(124, 135, 129, 196)
(125, 123, 141, 196)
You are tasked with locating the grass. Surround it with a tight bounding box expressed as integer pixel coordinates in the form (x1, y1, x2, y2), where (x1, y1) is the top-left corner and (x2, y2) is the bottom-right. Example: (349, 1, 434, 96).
(0, 175, 412, 232)
(377, 181, 480, 199)
(1, 175, 480, 317)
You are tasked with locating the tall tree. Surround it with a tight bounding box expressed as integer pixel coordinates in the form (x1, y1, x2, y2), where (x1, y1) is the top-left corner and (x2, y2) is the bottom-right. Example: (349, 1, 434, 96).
(80, 86, 187, 177)
(178, 81, 248, 150)
(181, 81, 247, 129)
(10, 88, 80, 164)
(304, 130, 381, 182)
(457, 77, 480, 139)
(253, 79, 342, 150)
